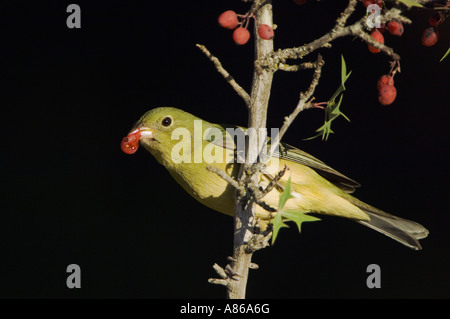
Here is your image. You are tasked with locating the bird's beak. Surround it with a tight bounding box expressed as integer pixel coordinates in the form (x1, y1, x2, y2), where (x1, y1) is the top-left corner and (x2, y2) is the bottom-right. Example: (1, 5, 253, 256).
(129, 123, 155, 141)
(121, 123, 155, 154)
(139, 127, 155, 141)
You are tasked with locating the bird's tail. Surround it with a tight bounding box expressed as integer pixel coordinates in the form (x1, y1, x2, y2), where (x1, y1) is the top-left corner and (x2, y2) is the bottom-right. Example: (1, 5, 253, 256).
(349, 198, 429, 250)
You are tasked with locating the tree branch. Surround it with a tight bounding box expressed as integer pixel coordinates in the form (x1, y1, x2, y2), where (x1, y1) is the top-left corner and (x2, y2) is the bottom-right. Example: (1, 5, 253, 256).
(206, 165, 243, 194)
(226, 0, 275, 300)
(278, 61, 317, 72)
(261, 7, 411, 69)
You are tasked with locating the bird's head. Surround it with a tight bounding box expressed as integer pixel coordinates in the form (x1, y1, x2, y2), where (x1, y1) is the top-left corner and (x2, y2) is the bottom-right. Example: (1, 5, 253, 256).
(121, 107, 203, 166)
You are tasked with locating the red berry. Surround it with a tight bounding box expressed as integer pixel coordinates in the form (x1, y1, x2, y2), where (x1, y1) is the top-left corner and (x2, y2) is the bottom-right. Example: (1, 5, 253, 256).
(121, 130, 141, 154)
(421, 27, 439, 47)
(257, 24, 274, 40)
(377, 75, 394, 91)
(378, 85, 397, 106)
(387, 21, 404, 36)
(233, 27, 250, 45)
(376, 23, 386, 33)
(293, 0, 307, 5)
(429, 12, 444, 27)
(362, 0, 382, 8)
(218, 10, 239, 30)
(368, 29, 384, 53)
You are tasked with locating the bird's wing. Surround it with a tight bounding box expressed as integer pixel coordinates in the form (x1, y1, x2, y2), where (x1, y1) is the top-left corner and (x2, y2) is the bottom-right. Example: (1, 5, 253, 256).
(275, 142, 360, 193)
(207, 124, 360, 193)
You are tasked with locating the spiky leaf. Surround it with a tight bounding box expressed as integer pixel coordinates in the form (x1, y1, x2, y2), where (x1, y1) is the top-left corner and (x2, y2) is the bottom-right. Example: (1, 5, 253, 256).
(306, 56, 352, 141)
(271, 210, 289, 245)
(440, 47, 450, 62)
(271, 177, 320, 244)
(281, 211, 320, 233)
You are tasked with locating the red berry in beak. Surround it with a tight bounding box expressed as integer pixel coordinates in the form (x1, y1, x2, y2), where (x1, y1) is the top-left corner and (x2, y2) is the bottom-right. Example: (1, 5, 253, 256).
(121, 129, 141, 154)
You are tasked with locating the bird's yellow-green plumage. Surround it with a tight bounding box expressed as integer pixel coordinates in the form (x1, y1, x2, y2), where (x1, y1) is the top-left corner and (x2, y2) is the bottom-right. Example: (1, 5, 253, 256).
(132, 107, 428, 250)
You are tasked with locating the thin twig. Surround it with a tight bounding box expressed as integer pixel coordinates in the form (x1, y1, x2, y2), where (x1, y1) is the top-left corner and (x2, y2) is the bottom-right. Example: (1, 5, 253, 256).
(254, 198, 277, 213)
(336, 0, 358, 28)
(259, 165, 289, 198)
(208, 263, 229, 287)
(206, 165, 243, 193)
(278, 61, 317, 72)
(268, 54, 325, 158)
(212, 263, 228, 279)
(196, 44, 251, 107)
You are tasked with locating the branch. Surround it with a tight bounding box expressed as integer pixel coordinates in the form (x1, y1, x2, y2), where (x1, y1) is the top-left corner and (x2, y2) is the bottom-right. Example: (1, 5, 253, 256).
(336, 0, 358, 28)
(268, 54, 325, 158)
(206, 165, 244, 194)
(206, 165, 277, 214)
(261, 7, 411, 69)
(278, 61, 317, 72)
(196, 44, 251, 107)
(226, 0, 275, 299)
(259, 165, 289, 198)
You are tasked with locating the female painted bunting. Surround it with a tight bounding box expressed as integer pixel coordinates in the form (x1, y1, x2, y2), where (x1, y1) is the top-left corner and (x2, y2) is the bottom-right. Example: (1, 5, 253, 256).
(122, 107, 428, 250)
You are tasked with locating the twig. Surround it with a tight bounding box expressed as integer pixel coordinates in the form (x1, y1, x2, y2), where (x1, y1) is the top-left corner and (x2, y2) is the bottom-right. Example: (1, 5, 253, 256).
(336, 0, 358, 28)
(268, 54, 325, 158)
(208, 263, 229, 287)
(254, 198, 277, 213)
(206, 165, 243, 193)
(261, 7, 410, 69)
(196, 44, 251, 107)
(259, 165, 289, 198)
(278, 61, 317, 72)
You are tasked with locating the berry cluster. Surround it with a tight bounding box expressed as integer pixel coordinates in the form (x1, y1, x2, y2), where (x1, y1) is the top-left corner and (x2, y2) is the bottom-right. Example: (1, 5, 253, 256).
(361, 1, 406, 106)
(362, 1, 405, 54)
(218, 10, 274, 45)
(367, 19, 404, 54)
(422, 11, 448, 46)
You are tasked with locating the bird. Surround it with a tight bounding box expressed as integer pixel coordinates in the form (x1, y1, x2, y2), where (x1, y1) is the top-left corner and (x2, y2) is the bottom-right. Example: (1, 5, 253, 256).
(121, 107, 429, 250)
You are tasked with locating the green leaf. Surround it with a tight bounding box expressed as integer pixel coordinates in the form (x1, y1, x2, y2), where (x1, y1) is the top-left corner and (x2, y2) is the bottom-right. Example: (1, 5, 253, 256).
(271, 177, 320, 244)
(396, 0, 423, 7)
(271, 177, 294, 244)
(440, 47, 450, 62)
(281, 211, 320, 233)
(278, 176, 294, 211)
(341, 55, 347, 87)
(305, 55, 352, 141)
(271, 209, 289, 245)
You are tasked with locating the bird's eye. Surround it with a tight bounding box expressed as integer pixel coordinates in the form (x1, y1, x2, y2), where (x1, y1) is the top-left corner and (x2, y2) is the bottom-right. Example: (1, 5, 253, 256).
(161, 116, 172, 127)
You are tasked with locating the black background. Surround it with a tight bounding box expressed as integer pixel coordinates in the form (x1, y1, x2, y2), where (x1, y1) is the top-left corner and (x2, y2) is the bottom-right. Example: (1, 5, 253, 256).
(1, 0, 449, 299)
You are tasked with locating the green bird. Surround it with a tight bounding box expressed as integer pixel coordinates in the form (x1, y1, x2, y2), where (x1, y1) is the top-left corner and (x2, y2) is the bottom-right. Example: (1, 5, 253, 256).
(122, 107, 428, 250)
